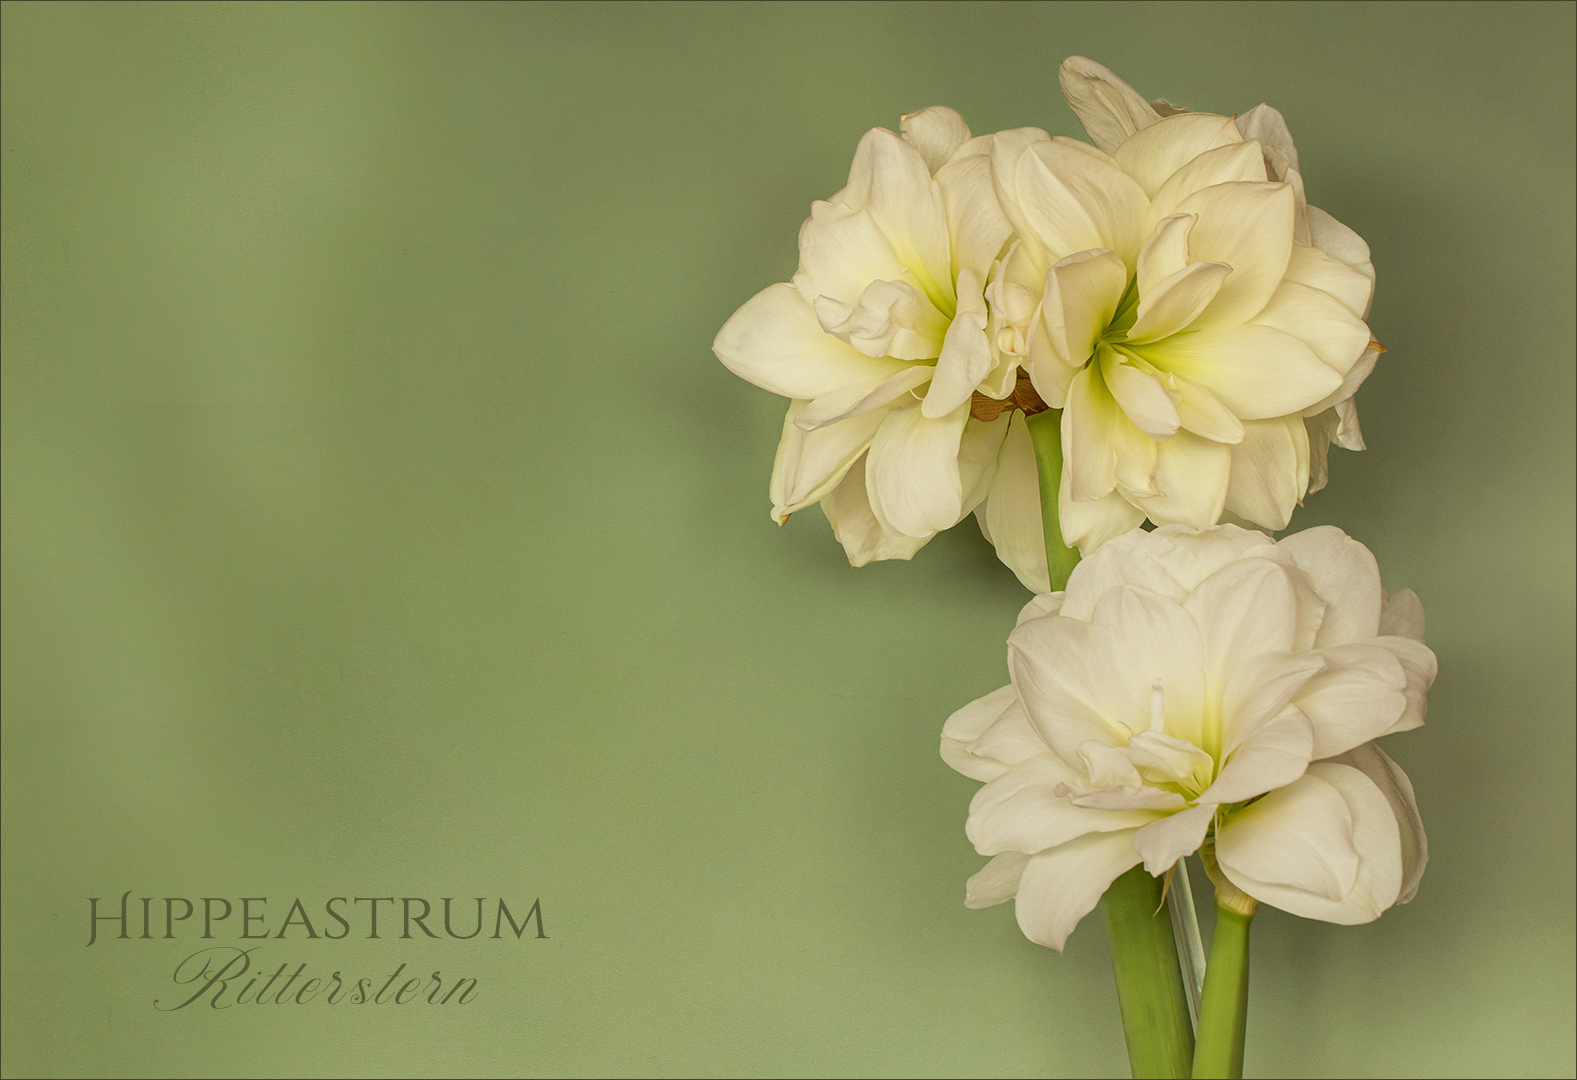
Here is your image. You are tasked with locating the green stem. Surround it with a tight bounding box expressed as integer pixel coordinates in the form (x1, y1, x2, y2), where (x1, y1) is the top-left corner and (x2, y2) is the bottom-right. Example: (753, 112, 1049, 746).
(1192, 903, 1254, 1079)
(1022, 408, 1081, 593)
(1103, 867, 1197, 1079)
(1023, 407, 1193, 1078)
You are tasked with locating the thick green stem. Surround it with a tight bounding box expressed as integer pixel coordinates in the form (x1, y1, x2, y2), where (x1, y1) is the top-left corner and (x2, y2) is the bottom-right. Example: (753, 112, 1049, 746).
(1192, 903, 1254, 1079)
(1103, 867, 1196, 1079)
(1023, 406, 1193, 1078)
(1022, 408, 1082, 593)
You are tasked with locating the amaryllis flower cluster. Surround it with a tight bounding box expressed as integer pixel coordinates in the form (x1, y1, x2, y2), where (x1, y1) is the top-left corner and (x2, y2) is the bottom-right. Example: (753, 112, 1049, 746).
(714, 58, 1379, 590)
(940, 525, 1433, 949)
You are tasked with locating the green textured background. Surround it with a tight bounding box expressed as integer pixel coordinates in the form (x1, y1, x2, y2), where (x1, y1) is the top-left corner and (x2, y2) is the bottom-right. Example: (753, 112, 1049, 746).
(3, 3, 1573, 1077)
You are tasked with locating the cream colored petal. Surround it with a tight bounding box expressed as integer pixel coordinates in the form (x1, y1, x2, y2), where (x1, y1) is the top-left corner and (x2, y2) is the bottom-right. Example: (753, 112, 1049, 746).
(1202, 704, 1313, 804)
(821, 453, 932, 566)
(971, 697, 1054, 766)
(794, 200, 910, 310)
(936, 139, 1014, 283)
(1009, 615, 1130, 763)
(1283, 243, 1373, 320)
(1324, 744, 1426, 904)
(1058, 482, 1147, 557)
(1102, 352, 1181, 439)
(1216, 768, 1360, 903)
(842, 127, 955, 311)
(965, 850, 1031, 908)
(1253, 280, 1372, 377)
(924, 267, 992, 417)
(1061, 365, 1119, 502)
(1042, 248, 1129, 369)
(1111, 112, 1244, 198)
(1133, 803, 1216, 875)
(1015, 830, 1145, 950)
(1058, 56, 1162, 154)
(1302, 344, 1380, 418)
(1175, 181, 1296, 326)
(1306, 205, 1375, 317)
(1296, 643, 1409, 759)
(1127, 261, 1232, 344)
(1373, 635, 1437, 736)
(1185, 557, 1302, 695)
(1069, 786, 1189, 812)
(1016, 592, 1065, 627)
(715, 282, 910, 399)
(1006, 136, 1149, 266)
(1130, 430, 1230, 528)
(1235, 104, 1300, 174)
(942, 683, 1020, 782)
(1148, 139, 1269, 223)
(1167, 375, 1245, 444)
(1223, 414, 1309, 530)
(1149, 322, 1342, 420)
(1136, 212, 1197, 299)
(987, 128, 1057, 278)
(1087, 585, 1206, 747)
(815, 278, 949, 361)
(1219, 762, 1402, 924)
(958, 415, 1008, 518)
(968, 765, 1161, 856)
(1378, 588, 1426, 640)
(978, 412, 1051, 593)
(900, 106, 972, 174)
(1222, 650, 1328, 752)
(1305, 413, 1333, 494)
(1277, 526, 1382, 644)
(796, 365, 934, 430)
(770, 402, 885, 521)
(864, 398, 969, 537)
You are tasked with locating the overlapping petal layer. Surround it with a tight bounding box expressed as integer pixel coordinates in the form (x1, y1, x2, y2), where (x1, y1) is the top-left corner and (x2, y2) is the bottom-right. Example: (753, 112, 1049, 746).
(942, 525, 1433, 950)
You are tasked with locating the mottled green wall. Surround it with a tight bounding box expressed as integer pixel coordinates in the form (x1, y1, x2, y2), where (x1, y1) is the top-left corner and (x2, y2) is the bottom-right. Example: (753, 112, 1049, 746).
(3, 2, 1572, 1076)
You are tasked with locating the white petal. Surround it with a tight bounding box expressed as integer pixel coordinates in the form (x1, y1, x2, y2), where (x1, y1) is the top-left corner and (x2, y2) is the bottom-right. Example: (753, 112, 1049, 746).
(966, 851, 1031, 908)
(1148, 139, 1268, 223)
(937, 136, 1015, 283)
(1277, 526, 1382, 645)
(816, 278, 949, 360)
(1222, 650, 1328, 751)
(864, 398, 969, 537)
(1063, 364, 1163, 502)
(715, 283, 909, 399)
(1087, 586, 1206, 747)
(1202, 703, 1313, 804)
(1041, 249, 1129, 369)
(900, 106, 972, 174)
(770, 401, 885, 520)
(978, 412, 1051, 593)
(797, 365, 934, 430)
(1235, 104, 1300, 174)
(1378, 588, 1426, 640)
(1373, 636, 1437, 736)
(1126, 731, 1214, 784)
(842, 127, 955, 311)
(1130, 430, 1231, 528)
(924, 267, 992, 417)
(795, 200, 911, 310)
(1102, 352, 1181, 438)
(1302, 344, 1381, 419)
(1014, 830, 1144, 951)
(1058, 482, 1146, 556)
(1253, 280, 1372, 377)
(1001, 134, 1149, 267)
(1070, 786, 1189, 812)
(1186, 557, 1302, 694)
(1219, 763, 1402, 924)
(1136, 212, 1197, 300)
(1306, 205, 1374, 316)
(1009, 615, 1130, 763)
(1127, 261, 1231, 344)
(1283, 243, 1372, 320)
(1223, 415, 1309, 530)
(821, 453, 932, 565)
(1324, 744, 1426, 904)
(1058, 56, 1162, 154)
(1296, 643, 1408, 759)
(958, 414, 1008, 516)
(969, 764, 1160, 855)
(1149, 322, 1342, 420)
(1133, 803, 1216, 875)
(941, 683, 1019, 781)
(1174, 181, 1296, 326)
(1111, 112, 1244, 199)
(971, 697, 1053, 766)
(1016, 592, 1065, 626)
(1167, 376, 1245, 444)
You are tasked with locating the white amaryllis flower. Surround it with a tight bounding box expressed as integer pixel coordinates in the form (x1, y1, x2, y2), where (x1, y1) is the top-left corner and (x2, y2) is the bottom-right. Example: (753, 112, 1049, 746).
(941, 525, 1434, 950)
(975, 58, 1381, 570)
(714, 108, 1022, 566)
